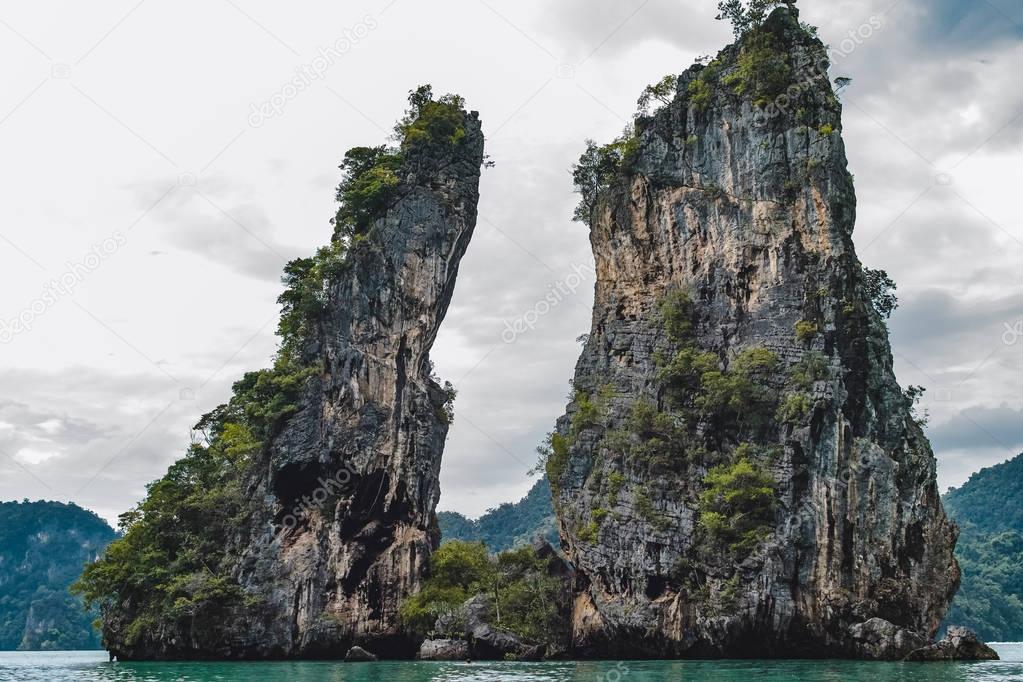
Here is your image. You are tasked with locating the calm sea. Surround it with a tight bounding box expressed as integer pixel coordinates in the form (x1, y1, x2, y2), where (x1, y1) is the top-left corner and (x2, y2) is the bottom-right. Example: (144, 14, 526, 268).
(1, 643, 1020, 681)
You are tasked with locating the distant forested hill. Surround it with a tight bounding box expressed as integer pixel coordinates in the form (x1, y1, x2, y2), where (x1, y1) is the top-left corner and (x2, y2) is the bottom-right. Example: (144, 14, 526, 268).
(0, 500, 116, 650)
(944, 453, 1023, 641)
(438, 477, 557, 552)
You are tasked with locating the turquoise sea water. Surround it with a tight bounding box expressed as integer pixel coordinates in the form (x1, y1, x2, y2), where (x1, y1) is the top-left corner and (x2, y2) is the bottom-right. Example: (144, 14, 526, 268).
(1, 643, 1021, 681)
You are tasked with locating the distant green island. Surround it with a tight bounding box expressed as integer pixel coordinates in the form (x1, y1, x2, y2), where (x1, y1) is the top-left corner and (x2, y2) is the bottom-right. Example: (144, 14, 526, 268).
(943, 452, 1023, 641)
(0, 501, 116, 650)
(438, 477, 558, 552)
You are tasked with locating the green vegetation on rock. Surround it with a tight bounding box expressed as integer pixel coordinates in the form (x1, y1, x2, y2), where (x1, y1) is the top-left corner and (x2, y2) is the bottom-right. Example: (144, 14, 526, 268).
(73, 85, 472, 650)
(571, 131, 639, 225)
(399, 541, 566, 644)
(698, 456, 777, 554)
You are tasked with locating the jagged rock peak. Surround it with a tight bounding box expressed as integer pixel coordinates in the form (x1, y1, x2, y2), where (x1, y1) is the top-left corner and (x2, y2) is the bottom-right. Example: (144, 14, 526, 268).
(84, 89, 484, 660)
(551, 10, 965, 659)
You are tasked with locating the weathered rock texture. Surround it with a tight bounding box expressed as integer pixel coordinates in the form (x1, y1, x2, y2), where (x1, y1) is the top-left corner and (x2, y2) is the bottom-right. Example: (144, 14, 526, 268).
(105, 106, 484, 660)
(904, 626, 999, 661)
(553, 9, 962, 659)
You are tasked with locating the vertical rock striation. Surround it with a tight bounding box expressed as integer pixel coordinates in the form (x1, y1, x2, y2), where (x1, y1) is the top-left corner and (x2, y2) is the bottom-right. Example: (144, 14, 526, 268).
(100, 98, 484, 660)
(552, 9, 960, 659)
(237, 108, 484, 658)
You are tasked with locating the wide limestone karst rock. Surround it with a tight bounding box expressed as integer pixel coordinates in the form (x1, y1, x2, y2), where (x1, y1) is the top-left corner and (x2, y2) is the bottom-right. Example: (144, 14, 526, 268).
(550, 9, 967, 659)
(99, 98, 484, 660)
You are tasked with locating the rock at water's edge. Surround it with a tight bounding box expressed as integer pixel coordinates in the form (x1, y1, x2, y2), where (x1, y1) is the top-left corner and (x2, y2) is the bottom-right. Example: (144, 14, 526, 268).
(344, 645, 379, 662)
(417, 639, 470, 661)
(904, 626, 1000, 661)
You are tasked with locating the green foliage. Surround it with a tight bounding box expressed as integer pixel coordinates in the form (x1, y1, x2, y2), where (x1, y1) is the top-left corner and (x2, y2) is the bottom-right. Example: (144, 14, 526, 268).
(277, 242, 345, 362)
(0, 502, 117, 650)
(75, 320, 320, 645)
(693, 347, 780, 433)
(795, 320, 819, 343)
(607, 471, 627, 506)
(332, 146, 402, 238)
(862, 267, 898, 319)
(658, 347, 720, 406)
(73, 426, 256, 643)
(536, 432, 573, 494)
(722, 27, 793, 104)
(946, 531, 1023, 642)
(332, 85, 468, 240)
(716, 0, 794, 38)
(905, 385, 929, 428)
(687, 78, 714, 112)
(572, 131, 639, 224)
(71, 86, 476, 651)
(789, 351, 828, 390)
(400, 541, 493, 635)
(621, 401, 692, 472)
(943, 453, 1023, 641)
(577, 521, 599, 543)
(637, 74, 677, 114)
(434, 379, 457, 425)
(704, 183, 727, 201)
(634, 490, 671, 531)
(437, 477, 558, 553)
(818, 123, 834, 136)
(401, 542, 567, 644)
(571, 385, 614, 435)
(776, 392, 811, 425)
(698, 457, 776, 554)
(395, 85, 467, 151)
(658, 299, 781, 439)
(571, 391, 600, 433)
(660, 290, 696, 343)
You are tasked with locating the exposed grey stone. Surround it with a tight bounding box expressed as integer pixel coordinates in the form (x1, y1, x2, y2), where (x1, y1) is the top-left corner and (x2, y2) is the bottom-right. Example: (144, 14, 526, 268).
(344, 645, 378, 662)
(551, 7, 964, 660)
(417, 638, 470, 661)
(102, 103, 485, 661)
(904, 626, 1000, 661)
(848, 618, 927, 660)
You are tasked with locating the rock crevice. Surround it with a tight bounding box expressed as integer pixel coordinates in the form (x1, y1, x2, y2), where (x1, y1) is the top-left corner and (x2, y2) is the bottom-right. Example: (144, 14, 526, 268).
(551, 9, 964, 659)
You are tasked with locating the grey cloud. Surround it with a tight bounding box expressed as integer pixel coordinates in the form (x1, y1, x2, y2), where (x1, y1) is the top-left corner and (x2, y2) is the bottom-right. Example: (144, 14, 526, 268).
(538, 0, 729, 60)
(929, 404, 1023, 453)
(889, 288, 1023, 358)
(130, 177, 304, 282)
(914, 0, 1023, 47)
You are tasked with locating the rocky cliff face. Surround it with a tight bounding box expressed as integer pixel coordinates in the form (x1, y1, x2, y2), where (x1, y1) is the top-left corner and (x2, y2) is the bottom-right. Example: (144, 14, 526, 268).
(101, 100, 484, 660)
(552, 9, 960, 659)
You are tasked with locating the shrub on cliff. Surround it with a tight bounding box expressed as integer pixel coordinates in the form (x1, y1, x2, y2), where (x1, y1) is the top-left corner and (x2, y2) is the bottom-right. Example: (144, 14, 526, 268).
(332, 84, 469, 240)
(572, 131, 639, 224)
(698, 456, 777, 554)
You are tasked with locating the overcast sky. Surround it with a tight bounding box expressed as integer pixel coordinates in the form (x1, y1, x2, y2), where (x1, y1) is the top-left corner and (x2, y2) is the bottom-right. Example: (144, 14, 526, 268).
(0, 0, 1021, 527)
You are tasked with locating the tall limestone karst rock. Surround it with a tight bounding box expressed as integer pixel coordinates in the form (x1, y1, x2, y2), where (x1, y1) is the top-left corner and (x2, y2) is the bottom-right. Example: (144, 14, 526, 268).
(551, 9, 959, 659)
(83, 90, 484, 659)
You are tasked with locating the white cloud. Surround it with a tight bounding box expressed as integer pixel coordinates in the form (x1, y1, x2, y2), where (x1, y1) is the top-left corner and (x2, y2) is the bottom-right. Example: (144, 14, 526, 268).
(0, 0, 1019, 523)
